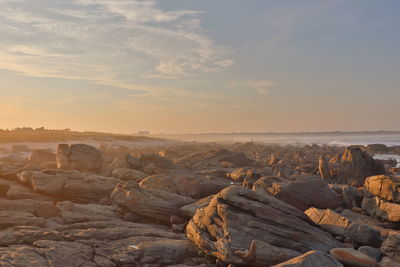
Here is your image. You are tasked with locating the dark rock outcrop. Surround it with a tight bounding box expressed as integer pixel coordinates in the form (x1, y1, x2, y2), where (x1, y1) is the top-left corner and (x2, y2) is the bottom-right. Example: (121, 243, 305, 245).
(337, 146, 384, 187)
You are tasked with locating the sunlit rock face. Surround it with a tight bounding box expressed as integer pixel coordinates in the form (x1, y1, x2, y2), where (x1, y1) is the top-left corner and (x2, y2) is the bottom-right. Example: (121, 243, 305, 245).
(362, 175, 400, 222)
(56, 144, 103, 172)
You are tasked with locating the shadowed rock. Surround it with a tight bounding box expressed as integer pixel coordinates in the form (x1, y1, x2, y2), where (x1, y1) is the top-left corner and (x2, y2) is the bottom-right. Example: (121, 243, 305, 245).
(273, 250, 343, 267)
(337, 146, 384, 187)
(330, 248, 378, 267)
(305, 208, 381, 247)
(253, 176, 341, 211)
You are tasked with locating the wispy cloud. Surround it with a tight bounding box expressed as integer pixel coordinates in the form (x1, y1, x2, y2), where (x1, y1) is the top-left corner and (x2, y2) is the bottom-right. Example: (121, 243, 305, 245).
(229, 80, 275, 95)
(0, 0, 233, 99)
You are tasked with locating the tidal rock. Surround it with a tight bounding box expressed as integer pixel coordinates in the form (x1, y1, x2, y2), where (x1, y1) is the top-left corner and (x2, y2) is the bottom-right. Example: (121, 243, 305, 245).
(319, 155, 332, 181)
(186, 185, 342, 265)
(57, 201, 121, 224)
(111, 181, 194, 224)
(273, 250, 343, 267)
(139, 174, 196, 197)
(364, 175, 400, 203)
(362, 175, 400, 222)
(65, 221, 180, 242)
(11, 144, 31, 154)
(0, 226, 64, 246)
(29, 149, 55, 165)
(63, 220, 198, 266)
(0, 245, 48, 266)
(305, 208, 381, 247)
(180, 195, 213, 219)
(0, 178, 55, 201)
(19, 169, 121, 203)
(329, 184, 363, 208)
(57, 144, 102, 172)
(227, 167, 252, 182)
(380, 256, 400, 267)
(381, 231, 400, 262)
(253, 176, 341, 211)
(95, 237, 197, 266)
(337, 146, 384, 187)
(362, 195, 400, 222)
(235, 240, 301, 266)
(110, 168, 148, 182)
(139, 153, 176, 170)
(34, 240, 97, 267)
(177, 149, 252, 169)
(0, 211, 49, 229)
(358, 246, 381, 262)
(330, 248, 378, 267)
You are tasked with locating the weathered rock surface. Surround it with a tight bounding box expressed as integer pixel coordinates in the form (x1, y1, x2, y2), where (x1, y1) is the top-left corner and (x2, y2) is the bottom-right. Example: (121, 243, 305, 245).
(362, 175, 400, 222)
(358, 246, 381, 262)
(0, 178, 55, 201)
(380, 256, 400, 267)
(319, 155, 332, 181)
(180, 195, 213, 219)
(234, 239, 301, 266)
(305, 208, 381, 247)
(364, 175, 400, 203)
(186, 185, 342, 265)
(56, 144, 102, 172)
(337, 146, 384, 187)
(111, 181, 194, 224)
(57, 201, 121, 224)
(273, 250, 343, 267)
(19, 169, 121, 203)
(330, 248, 378, 267)
(0, 226, 64, 246)
(139, 174, 196, 197)
(381, 231, 400, 262)
(362, 195, 400, 222)
(110, 167, 148, 182)
(177, 149, 252, 169)
(253, 176, 341, 211)
(329, 184, 363, 208)
(29, 149, 56, 165)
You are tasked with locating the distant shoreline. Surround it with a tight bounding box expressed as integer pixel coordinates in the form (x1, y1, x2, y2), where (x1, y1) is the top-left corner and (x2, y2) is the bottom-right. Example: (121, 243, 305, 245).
(153, 131, 400, 136)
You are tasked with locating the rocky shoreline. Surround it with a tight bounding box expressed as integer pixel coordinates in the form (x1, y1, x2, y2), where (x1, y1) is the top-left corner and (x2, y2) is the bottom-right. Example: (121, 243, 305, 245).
(0, 141, 399, 266)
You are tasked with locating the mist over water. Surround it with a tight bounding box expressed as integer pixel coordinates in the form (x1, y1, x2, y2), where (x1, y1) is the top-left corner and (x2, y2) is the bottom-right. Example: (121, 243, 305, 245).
(156, 132, 400, 146)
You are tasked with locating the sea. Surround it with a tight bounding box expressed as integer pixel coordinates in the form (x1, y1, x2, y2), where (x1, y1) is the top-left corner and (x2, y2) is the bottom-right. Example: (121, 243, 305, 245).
(156, 132, 400, 147)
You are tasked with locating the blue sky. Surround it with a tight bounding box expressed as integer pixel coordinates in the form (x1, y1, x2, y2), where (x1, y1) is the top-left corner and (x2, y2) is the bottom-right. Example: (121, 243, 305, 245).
(0, 0, 399, 133)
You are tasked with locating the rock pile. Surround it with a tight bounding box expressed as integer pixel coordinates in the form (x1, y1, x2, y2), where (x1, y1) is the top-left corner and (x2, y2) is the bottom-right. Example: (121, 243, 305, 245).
(0, 142, 398, 266)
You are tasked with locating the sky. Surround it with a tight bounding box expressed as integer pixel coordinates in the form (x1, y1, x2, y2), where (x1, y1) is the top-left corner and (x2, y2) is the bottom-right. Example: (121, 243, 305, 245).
(0, 0, 399, 134)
